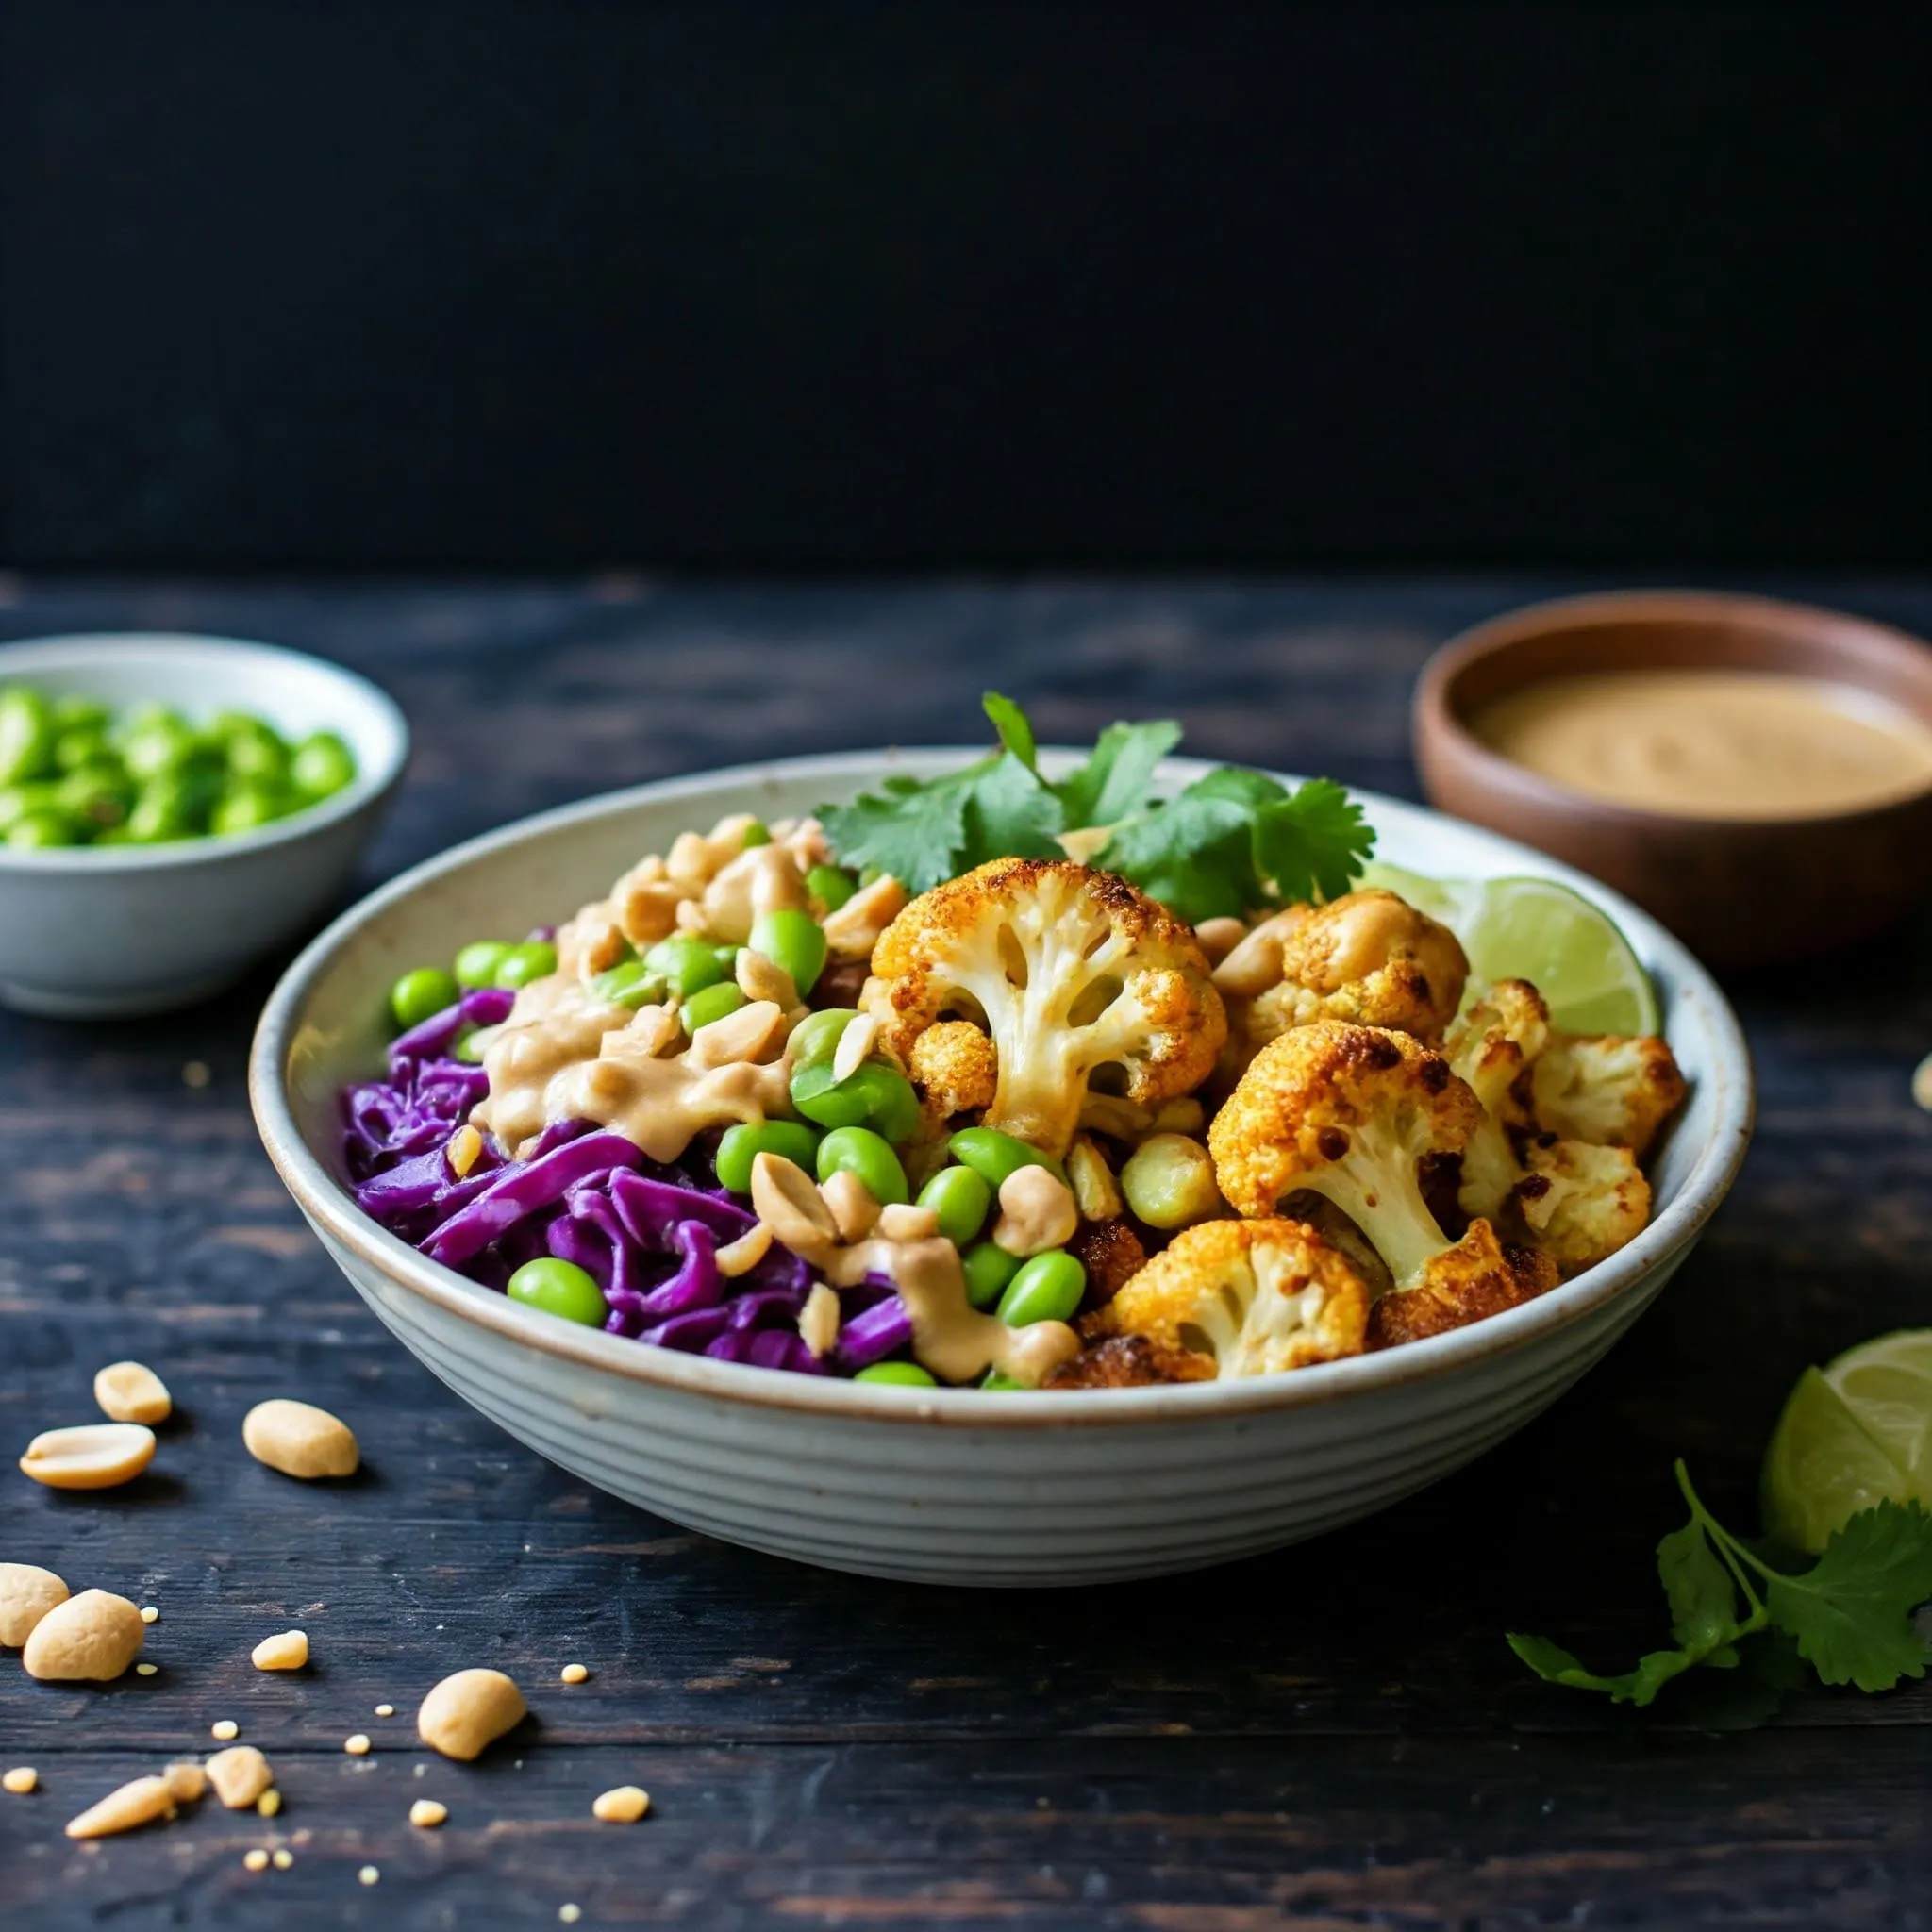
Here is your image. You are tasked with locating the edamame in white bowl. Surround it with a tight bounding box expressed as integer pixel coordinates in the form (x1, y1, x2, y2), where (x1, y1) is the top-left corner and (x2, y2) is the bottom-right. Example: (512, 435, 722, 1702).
(251, 751, 1751, 1586)
(0, 635, 408, 1016)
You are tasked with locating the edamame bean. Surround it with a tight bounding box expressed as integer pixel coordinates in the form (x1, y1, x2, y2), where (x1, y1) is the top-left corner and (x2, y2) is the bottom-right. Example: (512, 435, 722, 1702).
(749, 908, 828, 997)
(507, 1258, 608, 1327)
(210, 787, 286, 836)
(854, 1361, 937, 1388)
(643, 935, 727, 998)
(918, 1165, 992, 1247)
(390, 967, 459, 1031)
(1119, 1133, 1224, 1229)
(454, 941, 516, 989)
(223, 721, 291, 785)
(715, 1120, 824, 1194)
(848, 1063, 920, 1144)
(118, 714, 197, 783)
(494, 940, 558, 990)
(948, 1126, 1067, 1189)
(452, 1028, 488, 1063)
(0, 787, 35, 831)
(52, 727, 111, 774)
(290, 730, 357, 801)
(682, 982, 747, 1033)
(0, 688, 56, 786)
(961, 1241, 1023, 1309)
(740, 821, 773, 849)
(55, 765, 131, 830)
(590, 961, 668, 1008)
(51, 695, 109, 733)
(6, 810, 76, 850)
(789, 1008, 858, 1070)
(124, 777, 194, 843)
(807, 864, 858, 912)
(981, 1370, 1029, 1391)
(814, 1126, 909, 1207)
(790, 1061, 875, 1130)
(995, 1250, 1086, 1327)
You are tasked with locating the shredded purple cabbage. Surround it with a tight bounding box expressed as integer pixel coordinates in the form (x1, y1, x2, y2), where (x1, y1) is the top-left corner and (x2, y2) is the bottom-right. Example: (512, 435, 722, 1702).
(341, 1007, 915, 1381)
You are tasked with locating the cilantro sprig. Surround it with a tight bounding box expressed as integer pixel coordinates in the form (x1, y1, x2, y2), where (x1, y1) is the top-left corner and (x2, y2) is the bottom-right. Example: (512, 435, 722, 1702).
(817, 694, 1374, 922)
(1511, 1461, 1932, 1707)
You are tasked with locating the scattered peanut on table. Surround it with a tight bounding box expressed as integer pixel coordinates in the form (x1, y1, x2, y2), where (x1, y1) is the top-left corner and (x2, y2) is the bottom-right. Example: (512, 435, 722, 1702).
(251, 1629, 308, 1671)
(592, 1785, 651, 1824)
(65, 1774, 179, 1840)
(0, 1562, 69, 1646)
(418, 1668, 527, 1761)
(22, 1589, 145, 1682)
(19, 1423, 157, 1491)
(92, 1360, 173, 1425)
(409, 1798, 447, 1828)
(207, 1745, 274, 1809)
(3, 1767, 37, 1795)
(242, 1399, 359, 1479)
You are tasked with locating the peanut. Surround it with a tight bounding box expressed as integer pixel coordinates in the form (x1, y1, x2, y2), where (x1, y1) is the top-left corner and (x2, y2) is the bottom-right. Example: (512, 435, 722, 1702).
(750, 1153, 838, 1253)
(992, 1165, 1079, 1257)
(22, 1589, 144, 1682)
(408, 1799, 447, 1828)
(592, 1785, 651, 1823)
(3, 1767, 36, 1795)
(418, 1667, 526, 1761)
(0, 1562, 69, 1646)
(65, 1774, 176, 1840)
(164, 1762, 207, 1804)
(251, 1630, 308, 1672)
(206, 1745, 274, 1809)
(19, 1422, 157, 1490)
(819, 1168, 879, 1243)
(559, 1663, 589, 1685)
(242, 1399, 359, 1480)
(713, 1223, 774, 1278)
(92, 1360, 173, 1425)
(797, 1283, 841, 1359)
(1066, 1136, 1124, 1224)
(876, 1203, 940, 1242)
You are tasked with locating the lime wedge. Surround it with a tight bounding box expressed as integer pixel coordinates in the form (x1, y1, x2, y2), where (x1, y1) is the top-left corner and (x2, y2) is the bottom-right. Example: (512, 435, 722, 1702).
(1761, 1357, 1924, 1555)
(1822, 1330, 1932, 1500)
(1359, 864, 1658, 1035)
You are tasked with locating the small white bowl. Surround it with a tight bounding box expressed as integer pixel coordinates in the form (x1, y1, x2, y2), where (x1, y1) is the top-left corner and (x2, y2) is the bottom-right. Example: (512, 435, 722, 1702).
(0, 634, 408, 1017)
(251, 751, 1753, 1588)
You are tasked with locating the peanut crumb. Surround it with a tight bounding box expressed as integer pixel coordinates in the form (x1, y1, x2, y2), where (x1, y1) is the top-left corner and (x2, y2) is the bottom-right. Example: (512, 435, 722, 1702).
(210, 1720, 239, 1741)
(344, 1734, 371, 1757)
(591, 1785, 650, 1824)
(559, 1663, 589, 1685)
(375, 1704, 394, 1718)
(408, 1798, 447, 1828)
(251, 1629, 308, 1672)
(258, 1790, 282, 1818)
(182, 1060, 211, 1089)
(140, 1606, 159, 1624)
(412, 1764, 427, 1778)
(3, 1767, 36, 1795)
(243, 1849, 269, 1872)
(136, 1662, 158, 1676)
(559, 1908, 582, 1925)
(1914, 1052, 1932, 1112)
(272, 1848, 293, 1870)
(358, 1865, 380, 1886)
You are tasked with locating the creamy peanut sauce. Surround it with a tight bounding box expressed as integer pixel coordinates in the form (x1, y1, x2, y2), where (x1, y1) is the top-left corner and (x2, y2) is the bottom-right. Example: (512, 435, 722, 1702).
(1473, 670, 1932, 820)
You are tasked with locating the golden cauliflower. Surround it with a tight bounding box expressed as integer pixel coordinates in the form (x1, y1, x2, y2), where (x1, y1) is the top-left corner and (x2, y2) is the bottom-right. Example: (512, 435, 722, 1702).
(1208, 1022, 1483, 1286)
(907, 1019, 999, 1124)
(1103, 1218, 1371, 1377)
(1530, 1032, 1687, 1157)
(867, 858, 1225, 1158)
(1517, 1137, 1651, 1279)
(1365, 1219, 1557, 1349)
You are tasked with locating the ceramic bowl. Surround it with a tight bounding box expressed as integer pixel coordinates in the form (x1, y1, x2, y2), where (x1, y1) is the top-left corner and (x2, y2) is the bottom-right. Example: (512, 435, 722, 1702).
(1414, 590, 1932, 967)
(0, 634, 408, 1016)
(250, 752, 1753, 1588)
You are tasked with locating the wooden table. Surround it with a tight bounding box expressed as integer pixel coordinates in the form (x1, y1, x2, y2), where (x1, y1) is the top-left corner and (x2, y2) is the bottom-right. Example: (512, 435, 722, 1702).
(3, 579, 1928, 1929)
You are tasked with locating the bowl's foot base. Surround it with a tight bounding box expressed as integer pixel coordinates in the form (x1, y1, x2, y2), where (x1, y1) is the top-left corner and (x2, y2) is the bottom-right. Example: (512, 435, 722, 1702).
(0, 972, 239, 1018)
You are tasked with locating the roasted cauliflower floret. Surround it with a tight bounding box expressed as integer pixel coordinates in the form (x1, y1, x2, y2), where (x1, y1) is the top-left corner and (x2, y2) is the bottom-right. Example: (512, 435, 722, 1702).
(868, 858, 1225, 1158)
(1446, 978, 1553, 1221)
(1104, 1219, 1371, 1377)
(1044, 1333, 1219, 1390)
(1530, 1032, 1687, 1157)
(1365, 1219, 1557, 1349)
(1208, 1023, 1483, 1287)
(907, 1019, 1000, 1124)
(1517, 1137, 1650, 1278)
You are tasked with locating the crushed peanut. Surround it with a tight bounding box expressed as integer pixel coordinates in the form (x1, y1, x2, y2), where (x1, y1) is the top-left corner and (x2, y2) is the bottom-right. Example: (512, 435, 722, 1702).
(358, 1865, 380, 1886)
(992, 1165, 1079, 1257)
(735, 947, 796, 1008)
(418, 1668, 526, 1761)
(251, 1630, 308, 1672)
(23, 1590, 146, 1683)
(65, 1774, 176, 1840)
(559, 1907, 582, 1924)
(559, 1663, 589, 1685)
(164, 1762, 206, 1805)
(242, 1399, 359, 1480)
(592, 1784, 651, 1824)
(0, 1562, 69, 1646)
(713, 1223, 774, 1278)
(797, 1283, 841, 1359)
(273, 1849, 293, 1869)
(140, 1605, 159, 1624)
(876, 1202, 940, 1242)
(258, 1790, 282, 1818)
(135, 1662, 158, 1676)
(750, 1153, 838, 1249)
(448, 1124, 484, 1176)
(831, 1011, 878, 1083)
(820, 1169, 880, 1243)
(344, 1734, 372, 1756)
(210, 1720, 240, 1741)
(409, 1798, 447, 1828)
(92, 1360, 173, 1425)
(207, 1746, 274, 1809)
(19, 1422, 157, 1491)
(375, 1704, 395, 1717)
(1067, 1135, 1124, 1224)
(243, 1849, 270, 1872)
(3, 1767, 36, 1795)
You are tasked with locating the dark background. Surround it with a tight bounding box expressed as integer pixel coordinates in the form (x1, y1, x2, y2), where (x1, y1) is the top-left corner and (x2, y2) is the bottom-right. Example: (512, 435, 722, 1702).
(2, 2, 1926, 574)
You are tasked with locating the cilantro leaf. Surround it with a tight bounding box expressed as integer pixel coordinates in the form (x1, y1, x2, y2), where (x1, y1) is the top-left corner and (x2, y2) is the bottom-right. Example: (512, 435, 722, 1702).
(1253, 780, 1377, 905)
(1507, 1631, 1718, 1707)
(980, 691, 1039, 772)
(1054, 719, 1183, 829)
(1657, 1517, 1743, 1657)
(958, 752, 1067, 869)
(1759, 1502, 1932, 1691)
(817, 768, 980, 894)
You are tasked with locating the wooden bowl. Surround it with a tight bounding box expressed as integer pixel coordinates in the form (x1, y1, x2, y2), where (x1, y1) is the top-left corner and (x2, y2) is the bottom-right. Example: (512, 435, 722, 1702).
(1414, 591, 1932, 968)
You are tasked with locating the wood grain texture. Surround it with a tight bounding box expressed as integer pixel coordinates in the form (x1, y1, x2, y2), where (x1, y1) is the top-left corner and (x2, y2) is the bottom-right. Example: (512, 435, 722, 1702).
(3, 578, 1931, 1929)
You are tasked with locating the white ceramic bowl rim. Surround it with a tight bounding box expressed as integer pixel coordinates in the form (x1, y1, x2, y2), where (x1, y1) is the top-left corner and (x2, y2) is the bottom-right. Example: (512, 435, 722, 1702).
(0, 634, 409, 873)
(250, 749, 1755, 1430)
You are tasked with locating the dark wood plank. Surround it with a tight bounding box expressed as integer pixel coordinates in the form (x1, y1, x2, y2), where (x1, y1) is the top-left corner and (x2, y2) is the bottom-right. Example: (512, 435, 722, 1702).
(4, 577, 1931, 1928)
